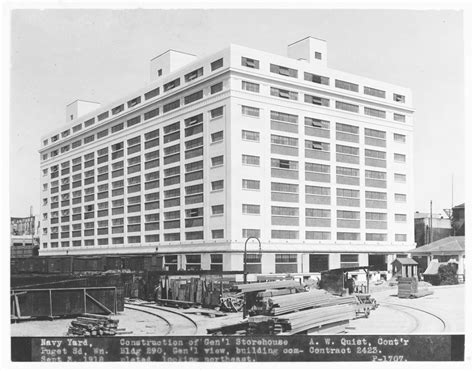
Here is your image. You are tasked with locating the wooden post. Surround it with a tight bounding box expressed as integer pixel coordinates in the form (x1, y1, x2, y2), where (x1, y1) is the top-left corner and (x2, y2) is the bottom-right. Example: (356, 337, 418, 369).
(49, 289, 53, 318)
(83, 288, 87, 313)
(366, 269, 370, 294)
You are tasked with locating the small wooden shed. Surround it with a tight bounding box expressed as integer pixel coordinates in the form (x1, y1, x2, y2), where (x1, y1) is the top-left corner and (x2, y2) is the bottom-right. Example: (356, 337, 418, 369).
(391, 258, 418, 278)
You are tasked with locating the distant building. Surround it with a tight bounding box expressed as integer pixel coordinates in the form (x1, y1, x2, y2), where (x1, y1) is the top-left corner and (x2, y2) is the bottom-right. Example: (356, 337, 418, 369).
(452, 203, 465, 236)
(414, 211, 451, 247)
(409, 236, 465, 280)
(11, 216, 39, 257)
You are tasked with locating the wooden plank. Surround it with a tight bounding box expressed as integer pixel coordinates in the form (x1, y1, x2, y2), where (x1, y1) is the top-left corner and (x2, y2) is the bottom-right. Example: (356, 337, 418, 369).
(85, 293, 113, 314)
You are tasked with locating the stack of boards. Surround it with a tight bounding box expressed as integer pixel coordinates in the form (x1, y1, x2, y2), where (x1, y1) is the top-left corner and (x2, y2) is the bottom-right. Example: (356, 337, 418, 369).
(67, 313, 129, 336)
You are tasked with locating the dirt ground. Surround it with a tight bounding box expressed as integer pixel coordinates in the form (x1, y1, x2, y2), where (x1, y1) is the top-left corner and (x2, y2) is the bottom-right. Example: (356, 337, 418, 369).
(11, 284, 465, 336)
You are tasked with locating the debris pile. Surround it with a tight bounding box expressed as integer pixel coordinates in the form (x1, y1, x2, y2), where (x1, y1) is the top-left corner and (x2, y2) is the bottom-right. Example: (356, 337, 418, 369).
(67, 313, 125, 336)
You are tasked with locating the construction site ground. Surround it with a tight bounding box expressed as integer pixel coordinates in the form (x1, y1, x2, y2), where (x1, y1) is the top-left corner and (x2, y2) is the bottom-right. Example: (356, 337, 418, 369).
(11, 284, 465, 337)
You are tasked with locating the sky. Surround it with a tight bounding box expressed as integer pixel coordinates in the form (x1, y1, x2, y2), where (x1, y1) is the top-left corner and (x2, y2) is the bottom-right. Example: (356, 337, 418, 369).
(8, 8, 466, 217)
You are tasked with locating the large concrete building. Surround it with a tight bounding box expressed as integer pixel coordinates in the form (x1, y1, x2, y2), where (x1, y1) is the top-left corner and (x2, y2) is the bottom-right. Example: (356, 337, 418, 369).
(38, 37, 415, 275)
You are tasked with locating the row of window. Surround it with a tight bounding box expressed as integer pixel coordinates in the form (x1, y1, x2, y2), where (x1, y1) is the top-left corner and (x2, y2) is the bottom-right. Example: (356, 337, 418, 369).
(43, 229, 408, 248)
(241, 86, 407, 124)
(43, 98, 225, 161)
(241, 57, 407, 104)
(43, 57, 225, 148)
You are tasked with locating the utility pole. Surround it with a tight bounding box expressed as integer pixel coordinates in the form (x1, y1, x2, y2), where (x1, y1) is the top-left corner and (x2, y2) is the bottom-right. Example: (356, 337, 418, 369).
(429, 200, 433, 244)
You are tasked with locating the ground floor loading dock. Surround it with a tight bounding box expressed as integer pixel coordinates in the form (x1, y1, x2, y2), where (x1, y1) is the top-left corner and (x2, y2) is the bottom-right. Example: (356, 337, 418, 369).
(30, 246, 413, 280)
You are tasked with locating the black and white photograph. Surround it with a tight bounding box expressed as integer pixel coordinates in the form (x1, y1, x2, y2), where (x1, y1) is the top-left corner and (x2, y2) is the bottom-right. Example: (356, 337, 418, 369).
(3, 1, 472, 367)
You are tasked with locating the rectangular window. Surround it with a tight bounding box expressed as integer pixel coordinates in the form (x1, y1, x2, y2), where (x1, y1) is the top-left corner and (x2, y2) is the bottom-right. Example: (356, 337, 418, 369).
(210, 106, 224, 119)
(366, 233, 387, 241)
(365, 149, 386, 159)
(112, 104, 124, 115)
(211, 131, 224, 143)
(394, 113, 406, 122)
(272, 134, 298, 147)
(394, 133, 406, 142)
(84, 118, 95, 127)
(242, 179, 260, 190)
(395, 193, 407, 202)
(270, 87, 298, 100)
(305, 117, 329, 129)
(336, 122, 359, 135)
(242, 81, 260, 93)
(144, 107, 160, 120)
(242, 154, 260, 166)
(394, 173, 406, 183)
(304, 72, 329, 85)
(186, 231, 204, 241)
(366, 170, 386, 180)
(305, 140, 329, 151)
(241, 57, 260, 69)
(127, 96, 141, 108)
(395, 234, 407, 241)
(241, 105, 259, 117)
(164, 78, 180, 92)
(145, 87, 160, 100)
(272, 206, 299, 217)
(340, 254, 359, 268)
(211, 155, 224, 167)
(364, 107, 386, 119)
(242, 130, 260, 142)
(336, 144, 359, 156)
(336, 101, 359, 113)
(211, 230, 224, 239)
(184, 90, 203, 104)
(272, 230, 299, 239)
(163, 99, 180, 113)
(211, 180, 224, 191)
(365, 128, 386, 139)
(242, 204, 260, 215)
(211, 205, 224, 215)
(210, 82, 223, 94)
(242, 229, 261, 238)
(271, 158, 298, 170)
(112, 122, 124, 133)
(211, 58, 223, 71)
(395, 214, 407, 222)
(184, 67, 203, 82)
(394, 153, 406, 162)
(335, 80, 359, 92)
(304, 94, 330, 107)
(307, 162, 330, 174)
(270, 64, 298, 78)
(393, 94, 405, 103)
(364, 86, 386, 98)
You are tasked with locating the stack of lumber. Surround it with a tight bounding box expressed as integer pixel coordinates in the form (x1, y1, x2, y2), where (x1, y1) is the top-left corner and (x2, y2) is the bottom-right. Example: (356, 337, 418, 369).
(398, 277, 418, 298)
(235, 280, 302, 293)
(247, 304, 356, 335)
(264, 290, 358, 316)
(279, 304, 356, 335)
(67, 313, 126, 336)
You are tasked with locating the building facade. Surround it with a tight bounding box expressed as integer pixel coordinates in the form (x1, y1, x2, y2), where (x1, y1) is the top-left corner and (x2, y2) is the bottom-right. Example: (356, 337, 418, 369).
(414, 212, 452, 247)
(39, 37, 415, 275)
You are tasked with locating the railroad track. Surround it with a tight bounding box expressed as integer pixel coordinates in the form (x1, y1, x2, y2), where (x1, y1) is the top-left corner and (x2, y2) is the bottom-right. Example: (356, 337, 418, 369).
(124, 303, 199, 335)
(378, 301, 447, 333)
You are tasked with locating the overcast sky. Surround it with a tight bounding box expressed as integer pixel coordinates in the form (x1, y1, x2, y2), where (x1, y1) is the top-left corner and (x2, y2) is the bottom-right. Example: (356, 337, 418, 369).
(9, 8, 465, 216)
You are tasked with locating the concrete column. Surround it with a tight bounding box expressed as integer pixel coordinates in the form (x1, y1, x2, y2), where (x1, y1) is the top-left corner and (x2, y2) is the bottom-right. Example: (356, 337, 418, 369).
(262, 253, 275, 274)
(201, 253, 211, 270)
(330, 253, 340, 269)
